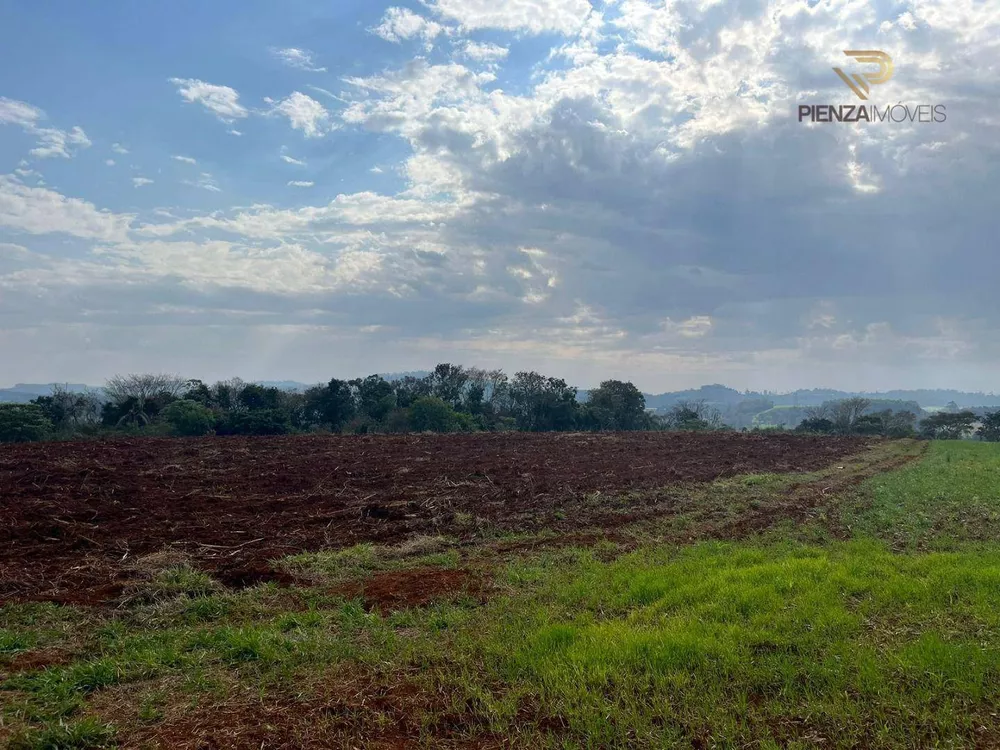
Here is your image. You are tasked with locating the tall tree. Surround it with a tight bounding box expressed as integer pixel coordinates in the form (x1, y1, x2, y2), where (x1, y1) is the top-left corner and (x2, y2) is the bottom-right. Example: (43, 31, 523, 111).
(355, 375, 396, 422)
(920, 411, 977, 440)
(586, 380, 648, 430)
(430, 363, 469, 409)
(509, 372, 579, 431)
(978, 411, 1000, 442)
(303, 379, 357, 430)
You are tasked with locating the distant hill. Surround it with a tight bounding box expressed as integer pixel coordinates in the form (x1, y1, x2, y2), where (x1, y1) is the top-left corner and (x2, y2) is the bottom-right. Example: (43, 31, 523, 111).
(0, 383, 93, 403)
(641, 385, 1000, 412)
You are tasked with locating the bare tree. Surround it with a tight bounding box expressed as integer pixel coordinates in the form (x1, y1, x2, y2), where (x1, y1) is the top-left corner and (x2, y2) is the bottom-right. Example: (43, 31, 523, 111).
(104, 373, 187, 406)
(664, 400, 723, 430)
(804, 404, 832, 421)
(830, 398, 871, 433)
(104, 373, 188, 427)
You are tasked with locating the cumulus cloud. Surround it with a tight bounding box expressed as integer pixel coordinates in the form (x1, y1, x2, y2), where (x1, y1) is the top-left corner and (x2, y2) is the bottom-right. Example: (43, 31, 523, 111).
(0, 175, 132, 241)
(0, 97, 44, 127)
(266, 92, 332, 137)
(373, 7, 446, 47)
(0, 97, 91, 159)
(172, 155, 197, 165)
(458, 41, 510, 64)
(29, 126, 91, 159)
(270, 47, 327, 72)
(4, 0, 1000, 390)
(132, 177, 154, 188)
(427, 0, 594, 34)
(169, 78, 248, 121)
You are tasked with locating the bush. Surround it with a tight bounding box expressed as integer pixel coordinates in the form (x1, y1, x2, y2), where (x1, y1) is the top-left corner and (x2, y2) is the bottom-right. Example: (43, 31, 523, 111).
(0, 404, 53, 443)
(409, 397, 460, 432)
(796, 417, 834, 434)
(217, 409, 291, 436)
(160, 399, 216, 437)
(384, 408, 412, 433)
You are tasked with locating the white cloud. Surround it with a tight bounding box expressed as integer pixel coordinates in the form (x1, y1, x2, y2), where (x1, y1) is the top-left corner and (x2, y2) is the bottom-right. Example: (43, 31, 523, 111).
(287, 180, 315, 187)
(172, 155, 197, 165)
(267, 92, 331, 138)
(370, 166, 384, 174)
(5, 0, 1000, 392)
(183, 173, 221, 193)
(0, 175, 132, 241)
(228, 129, 243, 137)
(662, 316, 714, 339)
(0, 98, 91, 159)
(427, 0, 593, 34)
(373, 7, 445, 47)
(111, 143, 129, 155)
(106, 159, 115, 166)
(132, 177, 154, 188)
(169, 78, 248, 122)
(29, 126, 92, 159)
(0, 97, 44, 127)
(281, 153, 307, 166)
(270, 47, 327, 73)
(458, 41, 510, 63)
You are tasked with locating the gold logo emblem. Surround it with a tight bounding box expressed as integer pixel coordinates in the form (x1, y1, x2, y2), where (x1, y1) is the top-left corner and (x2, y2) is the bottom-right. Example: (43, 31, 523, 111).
(833, 50, 894, 100)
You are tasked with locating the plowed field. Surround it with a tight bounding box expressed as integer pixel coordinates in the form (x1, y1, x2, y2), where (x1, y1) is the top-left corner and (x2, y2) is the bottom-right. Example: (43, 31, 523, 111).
(0, 432, 868, 605)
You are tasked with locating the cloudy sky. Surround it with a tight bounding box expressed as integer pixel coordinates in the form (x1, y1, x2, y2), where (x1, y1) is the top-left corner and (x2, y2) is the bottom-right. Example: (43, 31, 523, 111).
(1, 0, 998, 393)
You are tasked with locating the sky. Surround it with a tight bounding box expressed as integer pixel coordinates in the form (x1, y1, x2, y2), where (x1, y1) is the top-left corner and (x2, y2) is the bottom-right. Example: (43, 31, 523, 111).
(0, 0, 998, 393)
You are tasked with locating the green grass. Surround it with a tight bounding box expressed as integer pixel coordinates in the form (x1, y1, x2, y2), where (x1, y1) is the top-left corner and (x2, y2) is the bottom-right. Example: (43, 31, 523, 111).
(5, 440, 1000, 747)
(8, 717, 116, 750)
(845, 441, 1000, 549)
(440, 540, 1000, 746)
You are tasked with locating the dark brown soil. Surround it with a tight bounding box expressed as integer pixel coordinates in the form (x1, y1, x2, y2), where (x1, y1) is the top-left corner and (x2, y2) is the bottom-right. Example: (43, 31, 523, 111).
(94, 669, 509, 749)
(334, 567, 486, 614)
(0, 432, 870, 605)
(2, 647, 75, 674)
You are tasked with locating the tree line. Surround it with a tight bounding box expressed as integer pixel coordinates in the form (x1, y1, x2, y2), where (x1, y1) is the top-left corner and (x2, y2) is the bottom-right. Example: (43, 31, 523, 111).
(0, 365, 698, 442)
(793, 397, 1000, 441)
(1, 367, 998, 443)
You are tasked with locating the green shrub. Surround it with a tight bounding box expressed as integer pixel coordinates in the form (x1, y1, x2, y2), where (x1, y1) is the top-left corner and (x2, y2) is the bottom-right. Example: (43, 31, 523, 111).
(409, 397, 460, 432)
(0, 404, 53, 443)
(218, 409, 291, 436)
(159, 399, 215, 437)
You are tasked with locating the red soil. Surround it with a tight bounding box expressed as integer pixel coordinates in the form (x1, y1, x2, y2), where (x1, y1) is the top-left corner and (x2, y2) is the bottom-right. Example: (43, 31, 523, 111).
(334, 567, 486, 614)
(0, 432, 869, 605)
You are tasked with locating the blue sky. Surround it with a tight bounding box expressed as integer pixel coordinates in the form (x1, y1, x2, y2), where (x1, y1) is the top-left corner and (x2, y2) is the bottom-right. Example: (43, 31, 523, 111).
(1, 0, 998, 391)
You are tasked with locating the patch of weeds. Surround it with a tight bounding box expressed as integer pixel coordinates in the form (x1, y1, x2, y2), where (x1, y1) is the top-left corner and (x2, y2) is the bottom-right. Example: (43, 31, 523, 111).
(0, 628, 34, 657)
(276, 610, 323, 632)
(193, 626, 296, 666)
(123, 565, 222, 605)
(282, 537, 460, 584)
(179, 595, 232, 623)
(137, 691, 167, 724)
(8, 718, 116, 750)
